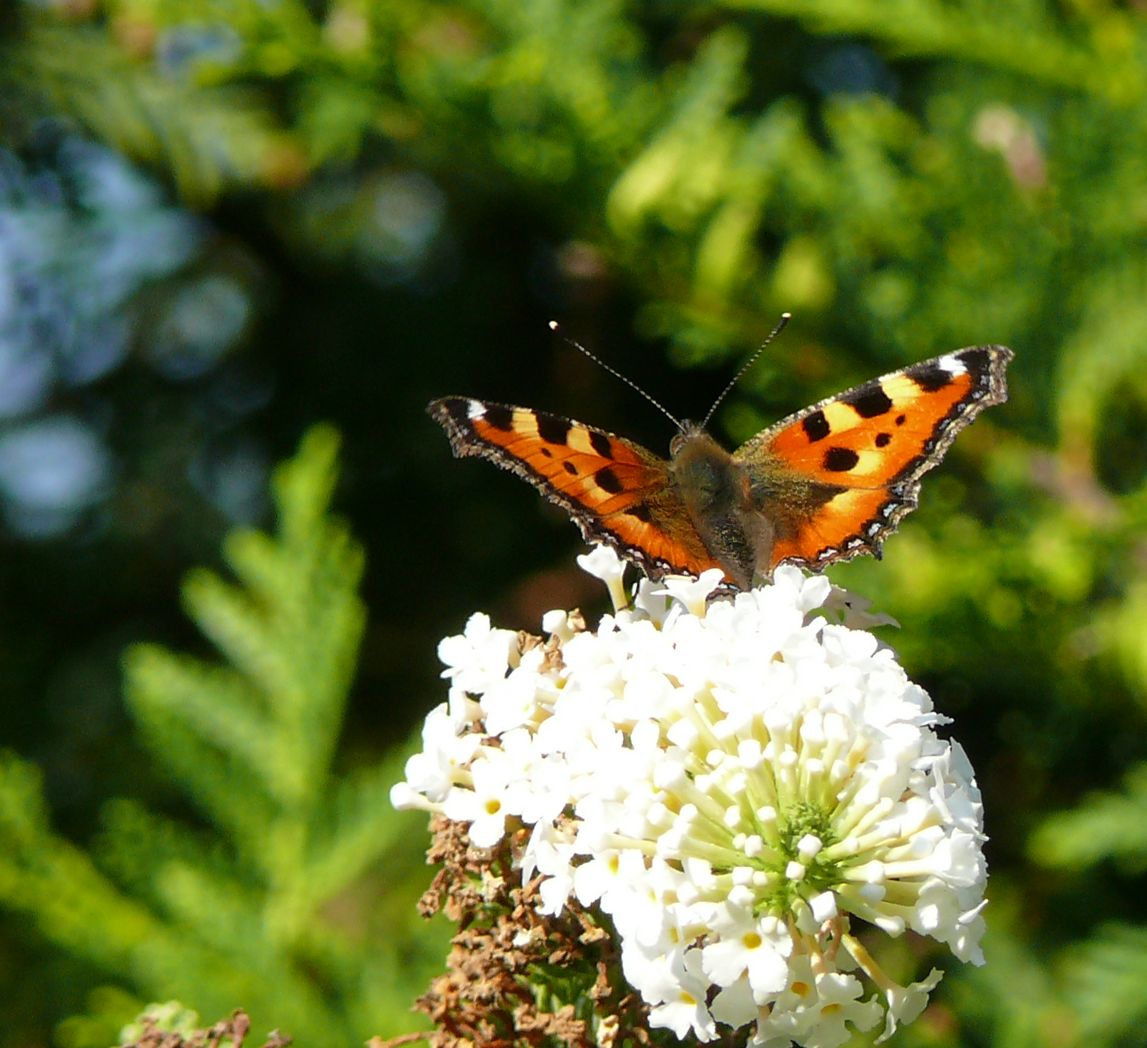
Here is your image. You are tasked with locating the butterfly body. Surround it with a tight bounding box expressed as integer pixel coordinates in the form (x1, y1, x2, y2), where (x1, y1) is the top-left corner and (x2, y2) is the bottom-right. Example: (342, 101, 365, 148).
(429, 344, 1012, 589)
(665, 428, 768, 589)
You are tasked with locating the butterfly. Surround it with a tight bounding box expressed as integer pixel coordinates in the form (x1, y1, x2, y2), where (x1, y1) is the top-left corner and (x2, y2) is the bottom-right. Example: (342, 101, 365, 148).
(428, 344, 1013, 590)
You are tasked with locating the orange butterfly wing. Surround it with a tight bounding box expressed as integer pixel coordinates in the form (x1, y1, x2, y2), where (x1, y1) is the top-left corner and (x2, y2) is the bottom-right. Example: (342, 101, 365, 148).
(428, 398, 722, 580)
(734, 345, 1013, 572)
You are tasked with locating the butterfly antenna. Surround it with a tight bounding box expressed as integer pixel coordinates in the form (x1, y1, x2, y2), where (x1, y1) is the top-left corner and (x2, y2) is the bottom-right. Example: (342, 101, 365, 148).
(548, 321, 684, 430)
(699, 312, 792, 430)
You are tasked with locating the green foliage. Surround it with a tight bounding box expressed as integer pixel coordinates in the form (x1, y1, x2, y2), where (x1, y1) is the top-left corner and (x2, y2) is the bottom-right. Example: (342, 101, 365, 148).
(1031, 765, 1147, 874)
(1061, 924, 1147, 1043)
(940, 898, 1070, 1048)
(1025, 766, 1147, 1044)
(0, 429, 445, 1045)
(4, 0, 1147, 1044)
(117, 1001, 203, 1043)
(7, 26, 296, 206)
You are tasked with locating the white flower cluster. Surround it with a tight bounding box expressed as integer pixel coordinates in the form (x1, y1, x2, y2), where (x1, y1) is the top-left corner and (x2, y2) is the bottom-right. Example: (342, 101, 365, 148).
(392, 548, 988, 1046)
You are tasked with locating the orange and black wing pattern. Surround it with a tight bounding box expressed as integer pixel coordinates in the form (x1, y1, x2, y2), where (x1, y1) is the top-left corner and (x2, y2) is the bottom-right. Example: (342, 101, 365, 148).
(734, 345, 1012, 572)
(428, 398, 721, 580)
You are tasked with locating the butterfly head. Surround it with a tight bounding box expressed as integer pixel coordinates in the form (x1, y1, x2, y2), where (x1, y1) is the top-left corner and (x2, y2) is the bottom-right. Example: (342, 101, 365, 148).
(669, 420, 709, 458)
(668, 424, 739, 504)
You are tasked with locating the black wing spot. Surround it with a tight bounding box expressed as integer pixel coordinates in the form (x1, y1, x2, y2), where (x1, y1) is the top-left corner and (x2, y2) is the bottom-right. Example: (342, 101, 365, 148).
(537, 414, 571, 445)
(627, 503, 653, 522)
(540, 446, 554, 458)
(845, 384, 894, 418)
(875, 432, 891, 448)
(907, 363, 954, 393)
(562, 461, 579, 475)
(595, 466, 624, 494)
(589, 430, 613, 457)
(803, 410, 831, 442)
(484, 404, 514, 431)
(823, 447, 860, 472)
(895, 414, 907, 426)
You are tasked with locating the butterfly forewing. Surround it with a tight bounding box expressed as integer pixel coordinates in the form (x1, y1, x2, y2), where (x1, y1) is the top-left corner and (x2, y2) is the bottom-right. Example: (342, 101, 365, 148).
(733, 345, 1013, 572)
(428, 397, 722, 580)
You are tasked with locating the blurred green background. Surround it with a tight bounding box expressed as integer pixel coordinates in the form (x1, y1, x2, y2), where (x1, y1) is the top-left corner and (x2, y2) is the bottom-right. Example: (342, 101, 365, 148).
(2, 0, 1147, 1044)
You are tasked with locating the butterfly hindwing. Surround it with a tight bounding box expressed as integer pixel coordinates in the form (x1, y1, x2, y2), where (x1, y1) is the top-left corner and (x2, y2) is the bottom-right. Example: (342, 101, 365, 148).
(733, 345, 1013, 572)
(428, 397, 722, 579)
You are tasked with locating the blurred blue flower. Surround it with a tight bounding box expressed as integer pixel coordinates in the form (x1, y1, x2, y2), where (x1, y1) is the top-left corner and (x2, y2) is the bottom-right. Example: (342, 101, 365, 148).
(357, 170, 448, 285)
(0, 135, 263, 538)
(149, 275, 252, 380)
(155, 24, 243, 81)
(807, 44, 898, 98)
(0, 138, 204, 407)
(0, 416, 111, 538)
(189, 438, 269, 524)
